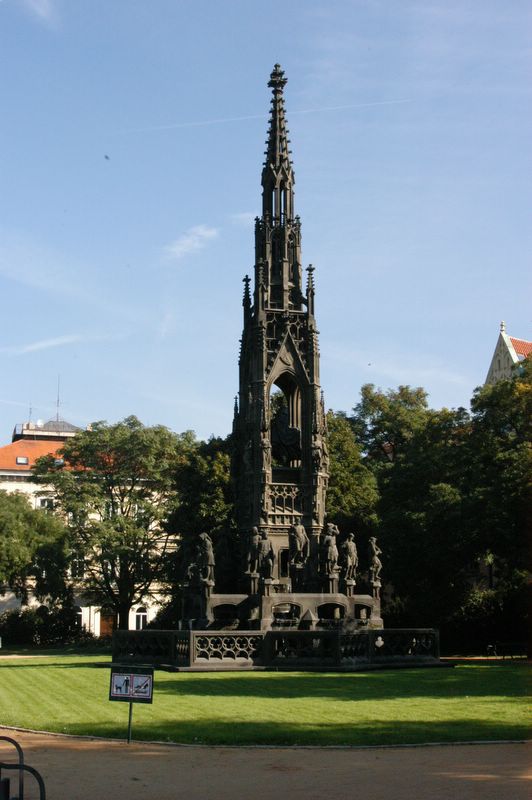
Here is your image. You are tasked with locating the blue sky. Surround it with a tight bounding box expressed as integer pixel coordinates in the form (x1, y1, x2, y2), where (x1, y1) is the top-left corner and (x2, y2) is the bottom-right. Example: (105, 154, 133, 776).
(1, 0, 530, 441)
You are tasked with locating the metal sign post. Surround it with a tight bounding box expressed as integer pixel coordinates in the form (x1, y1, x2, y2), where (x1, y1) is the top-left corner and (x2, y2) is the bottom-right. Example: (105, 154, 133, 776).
(109, 665, 154, 744)
(127, 701, 134, 744)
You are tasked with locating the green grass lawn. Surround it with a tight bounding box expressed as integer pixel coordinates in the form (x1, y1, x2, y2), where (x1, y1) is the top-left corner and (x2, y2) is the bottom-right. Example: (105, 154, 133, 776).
(0, 653, 529, 746)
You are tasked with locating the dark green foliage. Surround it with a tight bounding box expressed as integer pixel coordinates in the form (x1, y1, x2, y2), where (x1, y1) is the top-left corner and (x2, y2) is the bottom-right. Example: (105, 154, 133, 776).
(0, 603, 93, 647)
(34, 416, 182, 629)
(350, 367, 530, 651)
(0, 490, 68, 602)
(158, 433, 238, 624)
(325, 411, 378, 535)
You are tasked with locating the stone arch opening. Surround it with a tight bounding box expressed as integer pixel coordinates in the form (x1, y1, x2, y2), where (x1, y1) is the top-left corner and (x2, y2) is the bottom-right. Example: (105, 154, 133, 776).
(269, 373, 301, 469)
(317, 603, 346, 628)
(272, 602, 301, 628)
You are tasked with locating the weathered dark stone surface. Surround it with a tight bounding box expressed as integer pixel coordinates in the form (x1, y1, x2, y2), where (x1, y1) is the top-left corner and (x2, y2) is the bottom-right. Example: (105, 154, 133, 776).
(148, 66, 440, 670)
(177, 65, 384, 641)
(113, 628, 442, 670)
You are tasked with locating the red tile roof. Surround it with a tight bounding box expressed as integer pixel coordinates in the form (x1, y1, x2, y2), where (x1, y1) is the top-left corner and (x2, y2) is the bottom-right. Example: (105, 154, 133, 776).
(509, 337, 532, 358)
(0, 440, 63, 471)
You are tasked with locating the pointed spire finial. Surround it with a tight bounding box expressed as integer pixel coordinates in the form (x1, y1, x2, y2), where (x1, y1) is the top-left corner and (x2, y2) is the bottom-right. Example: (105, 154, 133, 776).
(243, 274, 251, 302)
(500, 320, 506, 333)
(264, 64, 292, 174)
(268, 63, 287, 91)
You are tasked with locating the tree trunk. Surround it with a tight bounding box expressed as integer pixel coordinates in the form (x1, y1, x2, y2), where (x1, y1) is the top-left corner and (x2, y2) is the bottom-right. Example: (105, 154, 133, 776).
(117, 603, 131, 630)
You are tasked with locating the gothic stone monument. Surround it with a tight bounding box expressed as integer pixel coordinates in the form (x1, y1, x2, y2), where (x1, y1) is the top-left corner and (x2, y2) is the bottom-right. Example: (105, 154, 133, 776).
(184, 65, 383, 635)
(113, 66, 440, 669)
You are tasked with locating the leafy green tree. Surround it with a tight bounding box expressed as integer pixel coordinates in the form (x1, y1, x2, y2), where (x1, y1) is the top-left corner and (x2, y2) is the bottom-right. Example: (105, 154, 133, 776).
(325, 411, 378, 532)
(351, 383, 430, 469)
(349, 368, 530, 650)
(0, 490, 68, 602)
(373, 405, 474, 631)
(169, 434, 237, 594)
(462, 360, 531, 645)
(34, 416, 181, 629)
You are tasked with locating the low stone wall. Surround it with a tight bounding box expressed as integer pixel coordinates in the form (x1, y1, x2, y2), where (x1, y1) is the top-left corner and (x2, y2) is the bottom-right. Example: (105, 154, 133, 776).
(112, 628, 440, 670)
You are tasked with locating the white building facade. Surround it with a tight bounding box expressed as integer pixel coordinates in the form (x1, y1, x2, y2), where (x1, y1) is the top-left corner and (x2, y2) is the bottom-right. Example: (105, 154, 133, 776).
(0, 419, 162, 636)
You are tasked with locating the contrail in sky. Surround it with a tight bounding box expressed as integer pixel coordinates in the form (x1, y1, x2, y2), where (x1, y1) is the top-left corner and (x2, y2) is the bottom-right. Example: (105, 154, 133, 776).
(117, 99, 412, 134)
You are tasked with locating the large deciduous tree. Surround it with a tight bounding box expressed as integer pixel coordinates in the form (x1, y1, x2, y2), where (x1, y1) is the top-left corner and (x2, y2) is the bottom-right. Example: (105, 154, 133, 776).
(463, 360, 531, 646)
(325, 411, 379, 534)
(169, 434, 237, 594)
(350, 367, 530, 650)
(0, 490, 68, 602)
(34, 416, 181, 629)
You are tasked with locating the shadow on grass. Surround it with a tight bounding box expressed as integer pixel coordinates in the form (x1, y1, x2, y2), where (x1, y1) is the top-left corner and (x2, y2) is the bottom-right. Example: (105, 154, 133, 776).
(150, 666, 528, 702)
(0, 662, 527, 701)
(57, 717, 531, 747)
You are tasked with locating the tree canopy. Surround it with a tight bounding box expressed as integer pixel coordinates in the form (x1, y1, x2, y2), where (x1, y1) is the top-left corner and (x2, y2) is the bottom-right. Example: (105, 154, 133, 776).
(325, 411, 378, 532)
(0, 490, 68, 602)
(349, 363, 530, 648)
(13, 361, 528, 652)
(34, 415, 181, 629)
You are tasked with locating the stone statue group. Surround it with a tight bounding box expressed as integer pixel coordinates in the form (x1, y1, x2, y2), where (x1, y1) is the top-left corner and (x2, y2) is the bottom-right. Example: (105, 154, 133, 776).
(189, 525, 382, 587)
(245, 526, 275, 578)
(243, 522, 382, 584)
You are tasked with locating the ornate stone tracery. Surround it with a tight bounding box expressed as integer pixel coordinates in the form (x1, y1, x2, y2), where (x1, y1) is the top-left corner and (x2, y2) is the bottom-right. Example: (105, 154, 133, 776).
(183, 65, 383, 632)
(232, 65, 328, 586)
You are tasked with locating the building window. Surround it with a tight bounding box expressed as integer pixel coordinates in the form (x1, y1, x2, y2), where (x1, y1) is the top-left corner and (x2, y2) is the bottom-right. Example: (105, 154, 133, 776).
(16, 456, 29, 465)
(38, 498, 54, 512)
(135, 607, 148, 630)
(70, 552, 86, 579)
(74, 605, 83, 629)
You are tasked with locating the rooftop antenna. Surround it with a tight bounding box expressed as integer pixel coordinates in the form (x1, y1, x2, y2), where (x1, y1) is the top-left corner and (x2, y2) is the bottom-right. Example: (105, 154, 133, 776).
(56, 375, 61, 422)
(28, 400, 33, 424)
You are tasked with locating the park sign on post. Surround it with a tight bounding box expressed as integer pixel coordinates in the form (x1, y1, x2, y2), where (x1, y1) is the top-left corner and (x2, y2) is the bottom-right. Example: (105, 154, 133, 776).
(109, 664, 154, 744)
(109, 665, 154, 704)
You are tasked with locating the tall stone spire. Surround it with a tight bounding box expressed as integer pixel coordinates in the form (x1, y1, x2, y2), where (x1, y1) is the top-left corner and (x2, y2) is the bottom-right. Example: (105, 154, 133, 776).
(233, 65, 329, 593)
(255, 64, 302, 312)
(262, 63, 294, 220)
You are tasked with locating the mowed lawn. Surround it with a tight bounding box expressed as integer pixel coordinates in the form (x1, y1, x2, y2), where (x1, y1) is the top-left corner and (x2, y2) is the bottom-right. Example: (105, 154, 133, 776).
(0, 654, 529, 746)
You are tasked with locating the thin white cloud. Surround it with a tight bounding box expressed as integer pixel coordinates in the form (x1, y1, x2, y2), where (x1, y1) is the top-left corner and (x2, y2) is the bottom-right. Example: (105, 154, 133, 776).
(0, 398, 34, 409)
(230, 212, 256, 227)
(22, 0, 56, 24)
(0, 332, 120, 357)
(164, 225, 218, 261)
(118, 100, 412, 134)
(0, 229, 150, 325)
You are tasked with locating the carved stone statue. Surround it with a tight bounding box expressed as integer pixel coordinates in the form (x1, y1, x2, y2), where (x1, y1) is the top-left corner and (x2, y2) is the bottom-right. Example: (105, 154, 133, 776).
(197, 532, 215, 583)
(341, 533, 358, 581)
(322, 522, 339, 576)
(257, 529, 275, 578)
(311, 433, 329, 474)
(289, 523, 309, 566)
(245, 526, 261, 574)
(368, 536, 382, 583)
(312, 437, 323, 472)
(262, 439, 272, 471)
(322, 438, 330, 472)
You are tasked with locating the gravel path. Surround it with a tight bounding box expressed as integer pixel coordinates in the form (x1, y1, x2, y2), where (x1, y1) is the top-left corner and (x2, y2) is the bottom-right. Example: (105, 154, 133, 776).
(1, 729, 530, 800)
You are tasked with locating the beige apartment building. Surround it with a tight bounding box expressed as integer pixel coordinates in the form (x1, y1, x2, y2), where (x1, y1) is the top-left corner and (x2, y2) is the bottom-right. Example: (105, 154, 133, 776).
(0, 419, 160, 635)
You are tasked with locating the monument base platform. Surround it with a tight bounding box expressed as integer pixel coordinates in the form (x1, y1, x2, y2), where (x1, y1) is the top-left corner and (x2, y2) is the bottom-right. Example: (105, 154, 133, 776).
(112, 627, 442, 671)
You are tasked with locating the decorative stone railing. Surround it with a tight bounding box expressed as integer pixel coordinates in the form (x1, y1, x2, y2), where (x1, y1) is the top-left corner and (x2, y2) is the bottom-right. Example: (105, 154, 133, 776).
(113, 628, 440, 670)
